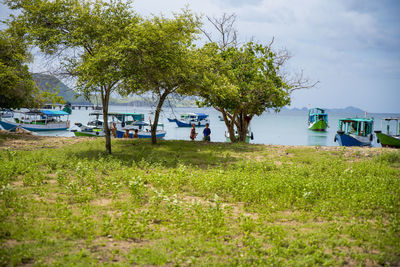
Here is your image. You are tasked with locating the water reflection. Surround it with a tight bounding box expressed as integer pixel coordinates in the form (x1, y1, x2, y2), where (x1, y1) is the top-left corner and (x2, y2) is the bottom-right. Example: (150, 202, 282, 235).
(307, 131, 328, 146)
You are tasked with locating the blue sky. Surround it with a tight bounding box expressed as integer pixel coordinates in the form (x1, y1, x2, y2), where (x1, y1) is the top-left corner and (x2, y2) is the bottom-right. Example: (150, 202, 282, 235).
(1, 0, 399, 113)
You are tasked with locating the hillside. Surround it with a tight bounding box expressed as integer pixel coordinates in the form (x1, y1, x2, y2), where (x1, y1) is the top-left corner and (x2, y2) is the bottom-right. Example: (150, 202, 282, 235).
(32, 73, 91, 105)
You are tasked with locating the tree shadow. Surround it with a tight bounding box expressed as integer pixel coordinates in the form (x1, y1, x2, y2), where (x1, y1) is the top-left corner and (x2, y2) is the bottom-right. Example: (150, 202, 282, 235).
(65, 139, 260, 169)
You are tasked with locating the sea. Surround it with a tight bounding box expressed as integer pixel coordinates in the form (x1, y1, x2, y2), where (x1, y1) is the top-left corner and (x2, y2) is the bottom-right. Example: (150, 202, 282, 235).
(34, 105, 400, 147)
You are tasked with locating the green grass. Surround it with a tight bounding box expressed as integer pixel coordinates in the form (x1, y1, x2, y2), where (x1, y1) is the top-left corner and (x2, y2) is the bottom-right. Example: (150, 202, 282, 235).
(1, 136, 399, 266)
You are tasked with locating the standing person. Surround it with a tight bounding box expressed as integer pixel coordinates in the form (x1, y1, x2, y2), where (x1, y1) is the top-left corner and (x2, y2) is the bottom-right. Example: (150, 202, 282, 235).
(203, 123, 211, 141)
(111, 122, 117, 138)
(190, 123, 197, 141)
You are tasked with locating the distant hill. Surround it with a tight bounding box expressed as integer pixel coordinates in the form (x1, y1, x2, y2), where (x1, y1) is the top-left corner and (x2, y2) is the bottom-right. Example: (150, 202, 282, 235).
(282, 106, 365, 114)
(32, 73, 91, 105)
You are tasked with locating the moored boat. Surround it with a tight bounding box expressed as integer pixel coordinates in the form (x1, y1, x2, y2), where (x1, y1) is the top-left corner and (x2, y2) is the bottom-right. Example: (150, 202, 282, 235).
(374, 117, 400, 148)
(308, 108, 328, 131)
(0, 109, 70, 131)
(334, 118, 374, 146)
(70, 111, 105, 137)
(116, 121, 166, 139)
(168, 113, 210, 127)
(0, 109, 13, 119)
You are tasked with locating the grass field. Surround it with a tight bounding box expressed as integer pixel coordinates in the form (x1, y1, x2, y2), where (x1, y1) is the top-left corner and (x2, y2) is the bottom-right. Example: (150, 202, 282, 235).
(0, 133, 399, 266)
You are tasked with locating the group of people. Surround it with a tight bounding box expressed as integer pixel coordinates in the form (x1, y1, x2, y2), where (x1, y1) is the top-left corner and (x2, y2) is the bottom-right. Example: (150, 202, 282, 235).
(190, 123, 211, 141)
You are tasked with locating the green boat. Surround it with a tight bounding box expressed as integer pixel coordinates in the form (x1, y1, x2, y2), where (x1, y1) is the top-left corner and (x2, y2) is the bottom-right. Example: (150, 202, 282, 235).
(308, 108, 328, 131)
(375, 117, 400, 148)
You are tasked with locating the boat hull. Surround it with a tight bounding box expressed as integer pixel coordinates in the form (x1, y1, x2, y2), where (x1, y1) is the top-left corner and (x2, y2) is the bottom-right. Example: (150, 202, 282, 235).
(308, 120, 328, 131)
(172, 119, 207, 127)
(0, 119, 68, 131)
(73, 130, 105, 137)
(375, 132, 400, 148)
(116, 130, 166, 139)
(335, 132, 372, 147)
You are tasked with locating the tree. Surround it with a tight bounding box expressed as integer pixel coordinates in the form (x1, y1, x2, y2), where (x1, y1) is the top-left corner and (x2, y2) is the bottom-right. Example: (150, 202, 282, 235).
(5, 0, 141, 153)
(0, 30, 41, 108)
(199, 14, 316, 142)
(122, 11, 201, 144)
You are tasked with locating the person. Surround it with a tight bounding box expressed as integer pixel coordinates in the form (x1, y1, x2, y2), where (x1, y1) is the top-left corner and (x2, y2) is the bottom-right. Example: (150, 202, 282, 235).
(123, 129, 130, 139)
(111, 122, 117, 138)
(133, 129, 139, 138)
(203, 123, 211, 141)
(190, 123, 197, 141)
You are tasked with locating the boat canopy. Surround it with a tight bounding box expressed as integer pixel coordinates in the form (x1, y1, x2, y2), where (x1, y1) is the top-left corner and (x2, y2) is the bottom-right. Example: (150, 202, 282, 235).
(338, 118, 373, 136)
(40, 110, 69, 116)
(108, 112, 144, 122)
(309, 108, 327, 115)
(308, 108, 328, 123)
(195, 113, 209, 120)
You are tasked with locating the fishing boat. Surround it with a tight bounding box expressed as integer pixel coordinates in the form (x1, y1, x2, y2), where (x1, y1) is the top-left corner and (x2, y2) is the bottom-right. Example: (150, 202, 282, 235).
(0, 109, 13, 119)
(0, 109, 70, 131)
(334, 118, 374, 146)
(116, 121, 166, 139)
(374, 117, 400, 148)
(70, 111, 105, 137)
(168, 113, 210, 127)
(308, 108, 328, 131)
(108, 112, 145, 128)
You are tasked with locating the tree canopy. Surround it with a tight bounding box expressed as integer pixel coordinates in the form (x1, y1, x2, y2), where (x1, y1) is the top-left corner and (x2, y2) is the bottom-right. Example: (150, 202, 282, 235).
(122, 11, 202, 144)
(0, 30, 41, 108)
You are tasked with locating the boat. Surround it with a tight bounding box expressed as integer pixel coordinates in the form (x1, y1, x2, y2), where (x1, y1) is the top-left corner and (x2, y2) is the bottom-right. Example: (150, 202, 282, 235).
(308, 108, 328, 131)
(168, 113, 210, 127)
(0, 109, 70, 131)
(70, 111, 105, 137)
(108, 112, 144, 128)
(116, 121, 166, 139)
(374, 117, 400, 148)
(0, 109, 13, 119)
(334, 118, 374, 146)
(218, 115, 224, 121)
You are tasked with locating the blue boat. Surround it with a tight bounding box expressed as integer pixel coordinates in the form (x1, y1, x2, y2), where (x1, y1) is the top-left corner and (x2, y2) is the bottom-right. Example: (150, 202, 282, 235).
(0, 109, 70, 131)
(334, 118, 374, 146)
(168, 113, 210, 127)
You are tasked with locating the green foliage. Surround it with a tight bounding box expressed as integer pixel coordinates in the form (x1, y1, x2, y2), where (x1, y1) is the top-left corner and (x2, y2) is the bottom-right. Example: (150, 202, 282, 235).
(0, 30, 42, 108)
(0, 137, 399, 265)
(198, 41, 292, 142)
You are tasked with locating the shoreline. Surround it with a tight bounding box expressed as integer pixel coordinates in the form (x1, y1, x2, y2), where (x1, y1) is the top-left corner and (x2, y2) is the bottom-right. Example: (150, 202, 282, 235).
(0, 131, 395, 154)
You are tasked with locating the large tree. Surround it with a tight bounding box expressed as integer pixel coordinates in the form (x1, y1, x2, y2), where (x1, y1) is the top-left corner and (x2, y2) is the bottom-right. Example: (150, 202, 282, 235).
(5, 0, 141, 153)
(199, 14, 316, 142)
(0, 30, 40, 108)
(122, 11, 201, 144)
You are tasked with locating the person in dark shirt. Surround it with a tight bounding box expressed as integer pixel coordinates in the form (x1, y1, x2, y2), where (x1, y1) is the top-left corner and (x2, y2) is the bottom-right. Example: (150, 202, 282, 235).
(203, 123, 211, 141)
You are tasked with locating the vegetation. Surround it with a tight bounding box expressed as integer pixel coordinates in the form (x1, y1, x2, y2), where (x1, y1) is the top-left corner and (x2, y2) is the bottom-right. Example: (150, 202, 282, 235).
(0, 30, 41, 109)
(122, 11, 201, 145)
(1, 135, 399, 265)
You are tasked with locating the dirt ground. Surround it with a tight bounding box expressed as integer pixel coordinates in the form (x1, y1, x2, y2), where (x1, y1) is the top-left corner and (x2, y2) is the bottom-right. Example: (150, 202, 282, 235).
(0, 131, 393, 156)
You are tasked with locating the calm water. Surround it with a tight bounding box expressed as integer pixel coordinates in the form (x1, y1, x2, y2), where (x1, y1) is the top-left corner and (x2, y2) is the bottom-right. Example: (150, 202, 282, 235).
(35, 106, 400, 147)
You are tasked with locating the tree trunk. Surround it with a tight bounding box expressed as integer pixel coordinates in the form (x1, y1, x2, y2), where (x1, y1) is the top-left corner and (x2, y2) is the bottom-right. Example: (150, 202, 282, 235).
(221, 110, 237, 143)
(238, 111, 247, 142)
(151, 91, 169, 145)
(101, 87, 112, 154)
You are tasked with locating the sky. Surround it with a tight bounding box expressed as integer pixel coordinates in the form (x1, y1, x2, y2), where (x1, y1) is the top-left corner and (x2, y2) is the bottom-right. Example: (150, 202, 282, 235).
(1, 0, 400, 113)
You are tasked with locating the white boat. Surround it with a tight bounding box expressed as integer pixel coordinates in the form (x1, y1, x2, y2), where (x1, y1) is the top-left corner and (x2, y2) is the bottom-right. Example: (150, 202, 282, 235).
(0, 109, 70, 131)
(70, 111, 105, 137)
